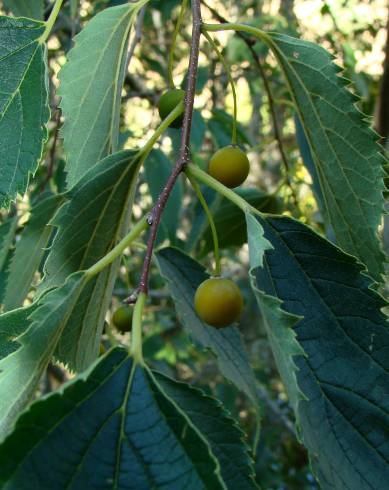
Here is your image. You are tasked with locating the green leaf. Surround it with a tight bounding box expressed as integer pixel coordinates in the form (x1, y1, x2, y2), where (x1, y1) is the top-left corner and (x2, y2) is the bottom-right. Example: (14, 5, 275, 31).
(0, 215, 17, 272)
(156, 247, 259, 404)
(2, 195, 63, 311)
(40, 150, 141, 371)
(267, 33, 386, 281)
(144, 149, 183, 245)
(0, 16, 49, 207)
(0, 348, 230, 489)
(208, 108, 252, 147)
(70, 0, 79, 19)
(58, 2, 147, 187)
(252, 214, 389, 489)
(200, 188, 277, 256)
(0, 271, 86, 440)
(246, 212, 305, 415)
(154, 372, 259, 489)
(2, 0, 44, 19)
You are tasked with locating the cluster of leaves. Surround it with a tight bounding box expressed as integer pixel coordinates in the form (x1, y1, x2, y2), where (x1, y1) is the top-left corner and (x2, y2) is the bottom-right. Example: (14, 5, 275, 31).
(0, 0, 388, 489)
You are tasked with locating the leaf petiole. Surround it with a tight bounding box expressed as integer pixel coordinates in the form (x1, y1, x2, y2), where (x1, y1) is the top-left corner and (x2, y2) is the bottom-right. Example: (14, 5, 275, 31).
(203, 30, 238, 145)
(131, 292, 147, 362)
(186, 163, 262, 217)
(86, 216, 149, 279)
(39, 0, 65, 44)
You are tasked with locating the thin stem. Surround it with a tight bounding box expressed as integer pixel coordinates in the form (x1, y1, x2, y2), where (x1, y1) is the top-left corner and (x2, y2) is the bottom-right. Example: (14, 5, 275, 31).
(138, 0, 203, 294)
(125, 6, 147, 73)
(186, 172, 221, 276)
(86, 216, 149, 279)
(131, 292, 147, 362)
(202, 30, 238, 145)
(168, 0, 189, 88)
(39, 0, 65, 44)
(202, 21, 299, 207)
(137, 102, 184, 158)
(187, 163, 261, 217)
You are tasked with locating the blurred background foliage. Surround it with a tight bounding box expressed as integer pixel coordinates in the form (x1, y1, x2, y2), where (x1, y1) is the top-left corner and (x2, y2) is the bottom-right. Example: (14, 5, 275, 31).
(0, 1, 388, 488)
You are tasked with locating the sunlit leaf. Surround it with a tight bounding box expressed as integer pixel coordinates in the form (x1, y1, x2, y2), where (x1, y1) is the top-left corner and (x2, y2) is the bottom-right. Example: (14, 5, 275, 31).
(59, 1, 148, 187)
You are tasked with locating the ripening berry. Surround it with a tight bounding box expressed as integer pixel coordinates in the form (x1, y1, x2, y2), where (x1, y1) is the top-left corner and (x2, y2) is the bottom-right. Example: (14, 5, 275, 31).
(112, 306, 132, 333)
(208, 145, 250, 188)
(158, 89, 185, 128)
(194, 277, 243, 328)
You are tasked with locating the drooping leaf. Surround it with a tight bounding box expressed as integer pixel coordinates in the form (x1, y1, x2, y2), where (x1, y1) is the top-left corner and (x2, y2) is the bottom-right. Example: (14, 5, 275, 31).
(199, 188, 278, 256)
(246, 212, 305, 415)
(2, 0, 44, 19)
(154, 371, 259, 489)
(186, 186, 221, 252)
(0, 348, 232, 489)
(251, 214, 389, 489)
(0, 304, 36, 360)
(2, 195, 63, 311)
(0, 16, 49, 207)
(58, 1, 148, 187)
(208, 108, 252, 147)
(40, 150, 141, 371)
(144, 149, 182, 245)
(156, 246, 259, 404)
(0, 215, 17, 272)
(0, 271, 86, 440)
(266, 32, 386, 281)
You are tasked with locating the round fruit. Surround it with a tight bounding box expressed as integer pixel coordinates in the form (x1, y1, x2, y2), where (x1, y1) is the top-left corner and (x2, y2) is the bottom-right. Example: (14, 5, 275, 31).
(112, 306, 132, 333)
(158, 89, 185, 128)
(208, 145, 250, 188)
(194, 277, 243, 328)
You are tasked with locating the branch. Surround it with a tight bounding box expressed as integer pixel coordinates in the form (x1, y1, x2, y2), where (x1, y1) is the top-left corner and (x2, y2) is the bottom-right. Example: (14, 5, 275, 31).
(138, 0, 203, 294)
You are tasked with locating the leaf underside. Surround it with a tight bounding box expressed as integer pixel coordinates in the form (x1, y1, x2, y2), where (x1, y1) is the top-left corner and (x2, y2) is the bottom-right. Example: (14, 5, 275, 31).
(2, 195, 63, 311)
(156, 246, 259, 404)
(0, 348, 257, 489)
(2, 0, 44, 19)
(0, 272, 86, 441)
(58, 3, 143, 187)
(40, 150, 140, 371)
(252, 214, 389, 490)
(268, 32, 386, 282)
(0, 16, 49, 208)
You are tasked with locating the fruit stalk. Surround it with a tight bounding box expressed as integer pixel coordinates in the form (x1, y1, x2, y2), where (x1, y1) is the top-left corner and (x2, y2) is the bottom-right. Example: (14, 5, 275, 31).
(138, 0, 203, 294)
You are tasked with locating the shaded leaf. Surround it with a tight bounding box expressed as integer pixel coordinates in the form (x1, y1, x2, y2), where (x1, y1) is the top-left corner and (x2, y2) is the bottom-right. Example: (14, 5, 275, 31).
(155, 371, 259, 489)
(0, 348, 228, 489)
(200, 188, 276, 256)
(2, 0, 44, 20)
(0, 216, 17, 272)
(156, 246, 259, 404)
(59, 1, 148, 187)
(252, 214, 389, 489)
(0, 16, 49, 207)
(3, 195, 63, 311)
(246, 212, 304, 415)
